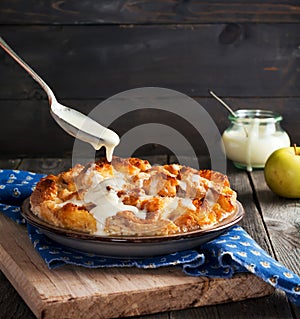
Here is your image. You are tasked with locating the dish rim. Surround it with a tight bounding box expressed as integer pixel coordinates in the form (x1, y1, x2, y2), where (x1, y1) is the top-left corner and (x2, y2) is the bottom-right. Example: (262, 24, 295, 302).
(21, 198, 245, 244)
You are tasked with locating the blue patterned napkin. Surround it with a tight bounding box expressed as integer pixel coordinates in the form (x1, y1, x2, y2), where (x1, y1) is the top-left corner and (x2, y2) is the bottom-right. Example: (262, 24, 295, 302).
(0, 169, 299, 305)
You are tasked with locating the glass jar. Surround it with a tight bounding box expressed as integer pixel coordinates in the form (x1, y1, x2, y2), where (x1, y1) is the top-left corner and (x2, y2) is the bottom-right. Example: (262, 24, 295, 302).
(222, 109, 290, 171)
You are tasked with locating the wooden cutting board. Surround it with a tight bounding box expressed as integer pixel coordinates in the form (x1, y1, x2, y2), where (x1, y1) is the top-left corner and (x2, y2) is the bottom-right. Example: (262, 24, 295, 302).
(0, 214, 274, 319)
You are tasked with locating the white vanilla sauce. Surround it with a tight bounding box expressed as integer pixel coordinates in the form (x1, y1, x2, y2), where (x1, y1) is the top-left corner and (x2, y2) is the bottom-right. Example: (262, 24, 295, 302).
(84, 179, 139, 233)
(148, 176, 159, 195)
(180, 198, 196, 211)
(160, 197, 180, 220)
(57, 106, 120, 162)
(191, 174, 201, 184)
(179, 180, 187, 191)
(88, 126, 120, 162)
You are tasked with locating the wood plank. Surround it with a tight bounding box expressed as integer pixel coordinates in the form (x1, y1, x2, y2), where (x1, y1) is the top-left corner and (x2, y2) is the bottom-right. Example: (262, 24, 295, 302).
(0, 24, 299, 99)
(19, 157, 169, 174)
(0, 1, 300, 24)
(19, 158, 72, 175)
(228, 165, 276, 253)
(0, 159, 21, 169)
(0, 99, 77, 158)
(250, 170, 300, 319)
(207, 164, 295, 317)
(19, 156, 168, 174)
(0, 98, 299, 158)
(0, 269, 169, 319)
(250, 170, 300, 277)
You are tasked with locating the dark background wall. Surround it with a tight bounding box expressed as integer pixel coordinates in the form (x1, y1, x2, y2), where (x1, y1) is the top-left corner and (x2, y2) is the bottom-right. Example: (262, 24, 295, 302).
(0, 1, 299, 158)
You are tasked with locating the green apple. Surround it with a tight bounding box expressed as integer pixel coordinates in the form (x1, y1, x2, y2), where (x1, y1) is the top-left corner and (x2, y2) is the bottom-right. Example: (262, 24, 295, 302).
(264, 145, 300, 198)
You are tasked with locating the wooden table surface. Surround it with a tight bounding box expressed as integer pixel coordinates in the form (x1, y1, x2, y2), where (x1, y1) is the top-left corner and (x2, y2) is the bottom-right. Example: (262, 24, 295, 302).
(0, 156, 299, 319)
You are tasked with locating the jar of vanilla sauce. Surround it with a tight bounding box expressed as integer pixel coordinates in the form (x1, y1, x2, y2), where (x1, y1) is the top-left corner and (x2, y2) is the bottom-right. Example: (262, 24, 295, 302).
(222, 109, 290, 171)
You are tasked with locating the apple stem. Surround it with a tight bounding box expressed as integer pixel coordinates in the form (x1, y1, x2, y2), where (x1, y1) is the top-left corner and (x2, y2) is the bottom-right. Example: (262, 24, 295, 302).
(293, 143, 297, 155)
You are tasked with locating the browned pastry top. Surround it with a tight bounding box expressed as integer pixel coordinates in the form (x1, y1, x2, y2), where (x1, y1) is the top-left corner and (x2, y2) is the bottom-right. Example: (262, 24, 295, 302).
(30, 157, 237, 236)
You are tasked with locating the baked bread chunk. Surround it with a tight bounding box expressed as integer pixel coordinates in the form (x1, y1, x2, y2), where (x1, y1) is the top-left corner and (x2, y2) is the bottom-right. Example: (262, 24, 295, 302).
(30, 157, 237, 236)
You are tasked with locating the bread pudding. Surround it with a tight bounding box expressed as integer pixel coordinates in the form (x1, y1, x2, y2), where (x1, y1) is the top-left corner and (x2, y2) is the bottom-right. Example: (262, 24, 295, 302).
(30, 157, 237, 236)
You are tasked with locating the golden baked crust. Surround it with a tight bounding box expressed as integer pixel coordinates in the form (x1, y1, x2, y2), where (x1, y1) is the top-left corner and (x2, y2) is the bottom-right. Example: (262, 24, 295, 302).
(30, 157, 237, 236)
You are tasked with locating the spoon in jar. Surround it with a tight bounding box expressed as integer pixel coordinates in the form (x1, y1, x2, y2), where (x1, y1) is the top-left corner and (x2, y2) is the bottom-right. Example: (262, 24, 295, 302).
(0, 37, 120, 162)
(209, 90, 248, 137)
(209, 90, 237, 118)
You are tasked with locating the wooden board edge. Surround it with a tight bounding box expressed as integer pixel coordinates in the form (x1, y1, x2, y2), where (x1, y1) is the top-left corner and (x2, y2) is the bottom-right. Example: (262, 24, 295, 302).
(38, 273, 274, 319)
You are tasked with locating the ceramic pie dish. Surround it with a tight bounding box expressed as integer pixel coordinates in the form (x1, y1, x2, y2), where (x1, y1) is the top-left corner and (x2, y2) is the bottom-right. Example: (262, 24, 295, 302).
(21, 198, 244, 258)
